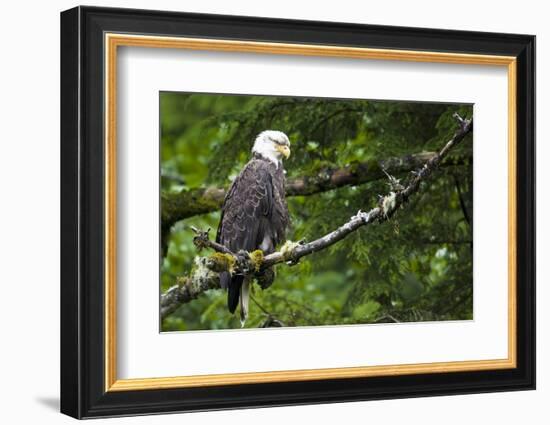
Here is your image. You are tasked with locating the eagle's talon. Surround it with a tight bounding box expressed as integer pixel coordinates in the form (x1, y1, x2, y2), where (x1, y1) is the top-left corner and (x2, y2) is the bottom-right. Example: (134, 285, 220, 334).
(235, 250, 251, 273)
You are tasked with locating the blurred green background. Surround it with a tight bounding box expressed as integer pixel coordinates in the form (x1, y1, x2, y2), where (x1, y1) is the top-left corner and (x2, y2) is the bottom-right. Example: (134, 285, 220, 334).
(160, 92, 473, 331)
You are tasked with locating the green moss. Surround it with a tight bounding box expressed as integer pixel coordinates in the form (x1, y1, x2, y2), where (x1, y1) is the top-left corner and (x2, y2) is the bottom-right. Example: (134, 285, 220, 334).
(249, 250, 264, 272)
(161, 188, 224, 224)
(190, 189, 222, 211)
(209, 252, 236, 273)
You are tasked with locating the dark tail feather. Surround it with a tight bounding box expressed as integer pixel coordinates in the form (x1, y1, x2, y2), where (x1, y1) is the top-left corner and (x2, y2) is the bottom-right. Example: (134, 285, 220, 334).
(227, 275, 243, 314)
(221, 271, 242, 314)
(219, 271, 230, 289)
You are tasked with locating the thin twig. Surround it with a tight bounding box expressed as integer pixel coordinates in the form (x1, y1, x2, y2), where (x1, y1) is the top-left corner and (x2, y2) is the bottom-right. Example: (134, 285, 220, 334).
(250, 293, 272, 316)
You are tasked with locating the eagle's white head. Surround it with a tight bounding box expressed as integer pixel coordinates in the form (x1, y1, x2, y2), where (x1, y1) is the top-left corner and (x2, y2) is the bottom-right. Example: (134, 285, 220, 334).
(252, 130, 291, 165)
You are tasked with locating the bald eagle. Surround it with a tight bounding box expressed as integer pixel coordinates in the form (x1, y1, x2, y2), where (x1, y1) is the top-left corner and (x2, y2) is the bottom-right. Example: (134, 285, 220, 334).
(216, 130, 291, 325)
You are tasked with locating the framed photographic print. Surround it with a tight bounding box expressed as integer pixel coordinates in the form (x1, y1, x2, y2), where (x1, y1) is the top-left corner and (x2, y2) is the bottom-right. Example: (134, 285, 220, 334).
(60, 6, 535, 419)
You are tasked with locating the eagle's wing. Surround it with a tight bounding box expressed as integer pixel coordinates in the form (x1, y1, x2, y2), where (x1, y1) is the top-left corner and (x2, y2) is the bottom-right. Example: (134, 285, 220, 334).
(215, 178, 236, 245)
(216, 159, 274, 253)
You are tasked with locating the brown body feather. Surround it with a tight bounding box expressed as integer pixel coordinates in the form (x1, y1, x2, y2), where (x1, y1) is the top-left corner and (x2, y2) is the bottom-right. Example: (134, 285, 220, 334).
(216, 153, 289, 314)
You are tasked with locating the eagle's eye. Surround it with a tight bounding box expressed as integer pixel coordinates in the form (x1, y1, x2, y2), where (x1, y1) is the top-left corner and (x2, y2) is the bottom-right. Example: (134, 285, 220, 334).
(272, 137, 289, 147)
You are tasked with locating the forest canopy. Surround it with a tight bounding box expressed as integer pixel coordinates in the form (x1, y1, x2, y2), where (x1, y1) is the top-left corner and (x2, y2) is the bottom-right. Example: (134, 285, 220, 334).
(160, 92, 473, 331)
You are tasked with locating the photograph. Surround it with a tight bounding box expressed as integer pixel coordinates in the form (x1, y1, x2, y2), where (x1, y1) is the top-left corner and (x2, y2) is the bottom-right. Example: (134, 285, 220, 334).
(159, 93, 474, 331)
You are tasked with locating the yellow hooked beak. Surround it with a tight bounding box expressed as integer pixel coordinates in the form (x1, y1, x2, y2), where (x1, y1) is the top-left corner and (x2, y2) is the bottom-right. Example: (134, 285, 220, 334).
(277, 144, 291, 159)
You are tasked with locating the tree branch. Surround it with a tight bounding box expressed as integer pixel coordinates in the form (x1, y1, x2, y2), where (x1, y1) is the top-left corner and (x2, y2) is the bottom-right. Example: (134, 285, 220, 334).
(160, 115, 472, 320)
(161, 150, 468, 227)
(160, 257, 224, 319)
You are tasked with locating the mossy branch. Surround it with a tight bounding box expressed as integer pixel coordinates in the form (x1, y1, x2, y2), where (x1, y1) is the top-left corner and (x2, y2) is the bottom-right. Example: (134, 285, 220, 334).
(161, 115, 472, 320)
(161, 150, 469, 228)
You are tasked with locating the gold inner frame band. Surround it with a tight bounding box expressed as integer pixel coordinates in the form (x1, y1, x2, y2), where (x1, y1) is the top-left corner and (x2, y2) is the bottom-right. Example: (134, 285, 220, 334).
(104, 33, 518, 392)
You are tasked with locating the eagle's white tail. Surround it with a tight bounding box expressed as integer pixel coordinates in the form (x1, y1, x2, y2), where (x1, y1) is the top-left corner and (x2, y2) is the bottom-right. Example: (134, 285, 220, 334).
(240, 278, 250, 327)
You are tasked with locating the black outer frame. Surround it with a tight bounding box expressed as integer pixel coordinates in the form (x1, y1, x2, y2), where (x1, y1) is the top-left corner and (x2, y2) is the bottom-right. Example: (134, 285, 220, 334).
(60, 5, 535, 419)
